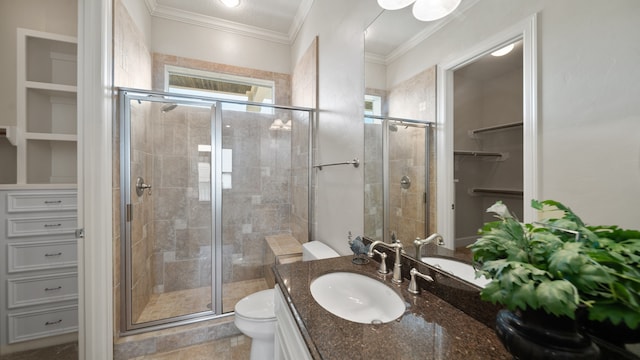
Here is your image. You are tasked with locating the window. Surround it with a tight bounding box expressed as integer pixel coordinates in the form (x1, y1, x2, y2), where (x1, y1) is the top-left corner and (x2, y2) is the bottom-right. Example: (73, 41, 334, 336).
(165, 65, 275, 113)
(365, 94, 382, 116)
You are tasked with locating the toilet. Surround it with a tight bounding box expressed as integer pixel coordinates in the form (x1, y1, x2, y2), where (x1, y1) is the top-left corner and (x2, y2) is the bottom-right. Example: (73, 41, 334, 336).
(234, 288, 277, 360)
(302, 241, 340, 261)
(234, 241, 340, 360)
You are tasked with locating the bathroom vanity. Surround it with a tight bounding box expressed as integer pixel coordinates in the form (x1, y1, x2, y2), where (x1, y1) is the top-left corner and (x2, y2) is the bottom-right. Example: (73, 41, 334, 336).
(273, 255, 510, 360)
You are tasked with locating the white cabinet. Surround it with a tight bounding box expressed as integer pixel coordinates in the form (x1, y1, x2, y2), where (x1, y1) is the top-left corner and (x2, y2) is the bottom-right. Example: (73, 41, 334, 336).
(0, 189, 78, 346)
(274, 285, 312, 360)
(16, 28, 77, 185)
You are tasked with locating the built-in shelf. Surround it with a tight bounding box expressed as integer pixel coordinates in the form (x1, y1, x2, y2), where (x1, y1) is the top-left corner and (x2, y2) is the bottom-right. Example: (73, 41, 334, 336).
(25, 81, 77, 93)
(0, 126, 17, 146)
(469, 121, 523, 136)
(24, 133, 77, 142)
(16, 28, 77, 185)
(470, 188, 523, 197)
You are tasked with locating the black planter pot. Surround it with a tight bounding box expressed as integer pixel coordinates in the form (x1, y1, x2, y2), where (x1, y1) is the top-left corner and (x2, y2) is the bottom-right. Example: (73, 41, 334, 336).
(495, 309, 600, 360)
(582, 318, 640, 347)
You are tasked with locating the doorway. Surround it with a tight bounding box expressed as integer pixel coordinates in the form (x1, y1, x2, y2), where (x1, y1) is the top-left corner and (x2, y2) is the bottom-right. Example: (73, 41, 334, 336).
(436, 15, 538, 249)
(452, 40, 524, 249)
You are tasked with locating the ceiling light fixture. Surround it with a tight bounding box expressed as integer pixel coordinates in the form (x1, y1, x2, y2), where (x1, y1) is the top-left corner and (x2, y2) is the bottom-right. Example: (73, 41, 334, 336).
(377, 0, 461, 22)
(220, 0, 240, 8)
(491, 43, 515, 57)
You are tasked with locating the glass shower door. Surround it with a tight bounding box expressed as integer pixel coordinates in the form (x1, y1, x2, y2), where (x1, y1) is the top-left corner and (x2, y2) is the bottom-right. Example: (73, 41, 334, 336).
(122, 91, 217, 329)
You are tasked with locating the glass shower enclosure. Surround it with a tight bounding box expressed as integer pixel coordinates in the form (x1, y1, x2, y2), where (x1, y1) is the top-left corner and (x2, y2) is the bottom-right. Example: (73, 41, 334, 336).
(363, 115, 435, 251)
(118, 88, 313, 332)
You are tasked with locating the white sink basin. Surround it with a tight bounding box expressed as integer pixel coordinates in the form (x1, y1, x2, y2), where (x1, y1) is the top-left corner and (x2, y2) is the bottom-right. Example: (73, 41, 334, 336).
(310, 272, 405, 324)
(421, 257, 490, 288)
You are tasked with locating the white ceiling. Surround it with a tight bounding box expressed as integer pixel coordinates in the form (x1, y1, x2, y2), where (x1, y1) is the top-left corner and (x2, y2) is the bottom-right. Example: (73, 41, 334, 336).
(148, 0, 314, 43)
(148, 0, 479, 60)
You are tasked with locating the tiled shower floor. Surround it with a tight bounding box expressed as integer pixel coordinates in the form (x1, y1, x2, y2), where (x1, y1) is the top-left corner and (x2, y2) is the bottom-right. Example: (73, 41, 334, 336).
(136, 278, 269, 323)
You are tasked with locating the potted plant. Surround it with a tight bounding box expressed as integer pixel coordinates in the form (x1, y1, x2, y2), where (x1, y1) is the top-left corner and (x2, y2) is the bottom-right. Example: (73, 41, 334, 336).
(469, 199, 640, 359)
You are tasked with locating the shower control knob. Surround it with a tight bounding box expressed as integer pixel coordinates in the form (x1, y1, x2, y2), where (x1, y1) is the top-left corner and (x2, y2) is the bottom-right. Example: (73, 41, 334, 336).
(400, 175, 411, 189)
(136, 177, 152, 196)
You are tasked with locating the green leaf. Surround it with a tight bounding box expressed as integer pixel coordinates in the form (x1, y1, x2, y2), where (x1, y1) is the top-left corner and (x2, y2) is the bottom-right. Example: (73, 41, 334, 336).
(548, 242, 585, 276)
(588, 303, 640, 329)
(535, 280, 579, 318)
(509, 281, 538, 311)
(571, 264, 611, 293)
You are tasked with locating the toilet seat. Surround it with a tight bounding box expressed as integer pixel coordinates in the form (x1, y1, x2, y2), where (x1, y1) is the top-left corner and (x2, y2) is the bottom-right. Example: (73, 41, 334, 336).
(234, 289, 275, 320)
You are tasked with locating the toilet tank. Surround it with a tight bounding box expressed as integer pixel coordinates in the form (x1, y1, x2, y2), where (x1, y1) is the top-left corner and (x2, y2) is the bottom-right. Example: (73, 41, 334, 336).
(302, 241, 340, 261)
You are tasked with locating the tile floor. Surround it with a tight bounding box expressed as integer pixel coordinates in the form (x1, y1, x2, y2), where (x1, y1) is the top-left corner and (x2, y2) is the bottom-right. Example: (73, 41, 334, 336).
(0, 335, 251, 360)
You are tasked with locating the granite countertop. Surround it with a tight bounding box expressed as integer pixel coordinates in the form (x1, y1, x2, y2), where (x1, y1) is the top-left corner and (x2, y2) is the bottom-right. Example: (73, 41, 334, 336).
(273, 255, 511, 360)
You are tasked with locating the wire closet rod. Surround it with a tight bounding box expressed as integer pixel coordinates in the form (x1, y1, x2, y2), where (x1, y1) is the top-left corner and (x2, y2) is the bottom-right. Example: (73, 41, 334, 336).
(314, 158, 360, 170)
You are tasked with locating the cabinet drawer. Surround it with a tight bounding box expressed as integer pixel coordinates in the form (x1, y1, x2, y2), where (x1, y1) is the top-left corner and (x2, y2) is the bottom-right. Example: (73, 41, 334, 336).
(7, 192, 77, 213)
(7, 215, 77, 237)
(8, 305, 78, 343)
(8, 239, 77, 272)
(8, 272, 78, 308)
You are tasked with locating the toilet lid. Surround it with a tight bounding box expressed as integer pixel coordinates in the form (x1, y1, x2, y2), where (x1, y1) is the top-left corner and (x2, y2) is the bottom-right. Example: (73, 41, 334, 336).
(234, 289, 275, 319)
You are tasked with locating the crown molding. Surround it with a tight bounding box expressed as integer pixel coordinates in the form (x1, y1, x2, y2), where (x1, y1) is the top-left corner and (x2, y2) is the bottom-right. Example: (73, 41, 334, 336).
(365, 52, 386, 65)
(288, 0, 314, 42)
(143, 0, 314, 45)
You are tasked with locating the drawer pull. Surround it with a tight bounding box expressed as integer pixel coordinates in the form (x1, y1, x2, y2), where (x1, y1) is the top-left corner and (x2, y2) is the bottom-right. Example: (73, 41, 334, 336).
(44, 223, 62, 228)
(45, 286, 63, 291)
(45, 252, 63, 257)
(44, 200, 63, 204)
(45, 319, 63, 326)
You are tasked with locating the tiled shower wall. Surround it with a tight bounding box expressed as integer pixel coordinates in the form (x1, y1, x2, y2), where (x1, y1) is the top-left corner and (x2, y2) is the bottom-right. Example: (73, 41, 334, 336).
(388, 126, 427, 248)
(113, 0, 153, 332)
(290, 37, 318, 244)
(363, 121, 383, 241)
(149, 105, 213, 294)
(220, 110, 294, 284)
(129, 100, 156, 322)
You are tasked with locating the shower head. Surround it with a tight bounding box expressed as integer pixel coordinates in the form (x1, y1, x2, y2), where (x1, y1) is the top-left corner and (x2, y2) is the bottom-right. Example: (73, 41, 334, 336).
(161, 103, 178, 113)
(389, 123, 398, 132)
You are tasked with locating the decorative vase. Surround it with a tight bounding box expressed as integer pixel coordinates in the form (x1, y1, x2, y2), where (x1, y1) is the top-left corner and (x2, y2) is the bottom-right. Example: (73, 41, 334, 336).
(495, 309, 600, 360)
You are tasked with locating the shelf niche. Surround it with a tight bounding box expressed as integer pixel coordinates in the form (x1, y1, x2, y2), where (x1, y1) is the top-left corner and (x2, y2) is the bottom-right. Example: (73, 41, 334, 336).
(16, 28, 78, 185)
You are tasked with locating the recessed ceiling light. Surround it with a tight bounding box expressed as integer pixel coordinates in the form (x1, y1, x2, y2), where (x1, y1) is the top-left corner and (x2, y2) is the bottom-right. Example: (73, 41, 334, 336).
(220, 0, 240, 8)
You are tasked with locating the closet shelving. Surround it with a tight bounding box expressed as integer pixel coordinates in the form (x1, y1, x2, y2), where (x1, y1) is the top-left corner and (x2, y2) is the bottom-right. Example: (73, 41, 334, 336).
(454, 150, 503, 157)
(457, 122, 523, 199)
(16, 28, 77, 184)
(469, 188, 523, 197)
(468, 121, 522, 137)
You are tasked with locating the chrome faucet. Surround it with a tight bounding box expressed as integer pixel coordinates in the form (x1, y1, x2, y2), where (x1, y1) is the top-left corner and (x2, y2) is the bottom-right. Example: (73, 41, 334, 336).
(368, 240, 404, 284)
(414, 233, 444, 258)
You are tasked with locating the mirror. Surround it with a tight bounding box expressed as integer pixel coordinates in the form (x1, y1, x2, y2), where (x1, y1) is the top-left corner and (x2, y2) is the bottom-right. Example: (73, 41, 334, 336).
(363, 8, 438, 255)
(363, 6, 527, 272)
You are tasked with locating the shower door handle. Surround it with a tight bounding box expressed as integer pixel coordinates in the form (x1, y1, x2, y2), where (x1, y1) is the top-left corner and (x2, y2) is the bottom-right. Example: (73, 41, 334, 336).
(136, 177, 152, 196)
